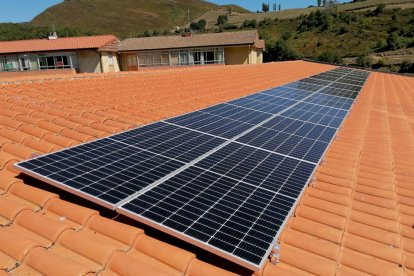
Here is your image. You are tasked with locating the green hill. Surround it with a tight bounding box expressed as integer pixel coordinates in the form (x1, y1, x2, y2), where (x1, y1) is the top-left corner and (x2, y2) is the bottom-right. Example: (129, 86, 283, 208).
(187, 0, 414, 33)
(31, 0, 221, 37)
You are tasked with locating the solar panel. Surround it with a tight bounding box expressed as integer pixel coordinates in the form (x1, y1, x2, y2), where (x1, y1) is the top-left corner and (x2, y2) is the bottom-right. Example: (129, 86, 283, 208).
(16, 67, 371, 271)
(120, 163, 301, 268)
(17, 122, 226, 207)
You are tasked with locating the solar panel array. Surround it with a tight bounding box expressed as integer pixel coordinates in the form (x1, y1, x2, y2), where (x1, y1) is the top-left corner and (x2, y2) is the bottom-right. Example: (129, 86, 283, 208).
(16, 67, 370, 270)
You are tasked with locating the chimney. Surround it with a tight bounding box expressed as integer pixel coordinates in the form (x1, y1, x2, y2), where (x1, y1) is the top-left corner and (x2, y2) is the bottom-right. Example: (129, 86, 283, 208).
(182, 31, 193, 38)
(48, 24, 58, 40)
(48, 32, 58, 40)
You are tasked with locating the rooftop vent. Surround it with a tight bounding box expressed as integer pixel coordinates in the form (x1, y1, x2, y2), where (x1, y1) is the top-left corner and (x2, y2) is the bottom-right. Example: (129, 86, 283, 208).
(48, 32, 58, 40)
(182, 31, 193, 38)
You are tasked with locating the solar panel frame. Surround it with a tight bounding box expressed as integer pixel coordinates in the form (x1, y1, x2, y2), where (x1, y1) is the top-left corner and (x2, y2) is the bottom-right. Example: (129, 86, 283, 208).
(15, 67, 371, 271)
(118, 68, 371, 270)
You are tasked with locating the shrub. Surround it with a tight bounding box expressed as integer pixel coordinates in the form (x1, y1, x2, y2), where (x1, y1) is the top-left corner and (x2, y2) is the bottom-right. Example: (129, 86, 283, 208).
(317, 51, 342, 64)
(371, 4, 385, 16)
(264, 39, 299, 62)
(243, 19, 258, 28)
(387, 32, 404, 50)
(400, 60, 414, 73)
(217, 15, 228, 26)
(223, 24, 238, 30)
(356, 53, 373, 68)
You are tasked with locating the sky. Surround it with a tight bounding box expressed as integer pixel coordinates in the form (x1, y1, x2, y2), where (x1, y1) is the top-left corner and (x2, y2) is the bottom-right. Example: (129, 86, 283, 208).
(0, 0, 345, 23)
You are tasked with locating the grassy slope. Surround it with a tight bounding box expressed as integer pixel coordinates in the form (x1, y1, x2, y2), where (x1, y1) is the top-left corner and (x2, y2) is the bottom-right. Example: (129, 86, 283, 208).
(31, 0, 218, 37)
(224, 0, 414, 24)
(257, 7, 414, 61)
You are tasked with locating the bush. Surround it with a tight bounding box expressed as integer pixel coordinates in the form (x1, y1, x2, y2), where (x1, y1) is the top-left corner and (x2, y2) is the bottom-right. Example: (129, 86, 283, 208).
(336, 25, 349, 34)
(217, 15, 228, 26)
(223, 24, 238, 30)
(400, 60, 414, 73)
(372, 58, 387, 69)
(243, 19, 258, 28)
(371, 4, 385, 16)
(356, 53, 373, 68)
(190, 19, 207, 31)
(281, 31, 292, 40)
(264, 39, 299, 62)
(317, 51, 342, 64)
(387, 32, 404, 50)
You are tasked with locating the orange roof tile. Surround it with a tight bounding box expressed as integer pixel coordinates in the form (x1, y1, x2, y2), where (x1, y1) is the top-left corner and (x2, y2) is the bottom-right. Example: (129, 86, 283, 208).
(1, 61, 413, 275)
(0, 35, 118, 55)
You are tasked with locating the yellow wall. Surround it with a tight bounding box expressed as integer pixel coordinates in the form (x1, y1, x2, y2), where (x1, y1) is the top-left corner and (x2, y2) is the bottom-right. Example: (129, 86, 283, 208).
(224, 46, 249, 65)
(77, 50, 101, 73)
(224, 46, 263, 65)
(100, 52, 120, 73)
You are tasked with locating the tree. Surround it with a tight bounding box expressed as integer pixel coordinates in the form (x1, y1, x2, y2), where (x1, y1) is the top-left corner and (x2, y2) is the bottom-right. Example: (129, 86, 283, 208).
(264, 39, 299, 62)
(189, 22, 198, 30)
(318, 0, 322, 6)
(197, 19, 207, 30)
(190, 19, 206, 31)
(356, 53, 372, 68)
(371, 3, 385, 16)
(278, 4, 281, 10)
(217, 15, 228, 25)
(400, 60, 414, 73)
(387, 32, 403, 50)
(243, 19, 258, 28)
(317, 51, 342, 64)
(262, 2, 269, 12)
(273, 3, 277, 11)
(142, 30, 151, 37)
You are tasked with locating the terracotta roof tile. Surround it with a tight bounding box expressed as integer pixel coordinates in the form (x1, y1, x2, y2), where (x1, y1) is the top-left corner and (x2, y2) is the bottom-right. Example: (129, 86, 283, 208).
(120, 30, 263, 51)
(12, 247, 92, 275)
(1, 62, 412, 275)
(43, 198, 98, 229)
(0, 35, 118, 55)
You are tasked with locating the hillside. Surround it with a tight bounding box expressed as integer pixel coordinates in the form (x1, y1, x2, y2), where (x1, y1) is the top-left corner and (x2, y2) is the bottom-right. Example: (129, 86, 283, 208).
(255, 5, 414, 73)
(191, 0, 414, 30)
(31, 0, 221, 37)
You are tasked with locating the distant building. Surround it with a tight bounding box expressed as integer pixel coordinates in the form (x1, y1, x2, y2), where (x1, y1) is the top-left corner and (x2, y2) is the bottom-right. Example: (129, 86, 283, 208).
(0, 35, 120, 74)
(118, 30, 265, 70)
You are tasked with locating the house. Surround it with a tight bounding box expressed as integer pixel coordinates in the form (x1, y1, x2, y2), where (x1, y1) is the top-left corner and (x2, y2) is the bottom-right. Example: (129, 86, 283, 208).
(0, 35, 120, 74)
(0, 61, 412, 275)
(118, 30, 265, 70)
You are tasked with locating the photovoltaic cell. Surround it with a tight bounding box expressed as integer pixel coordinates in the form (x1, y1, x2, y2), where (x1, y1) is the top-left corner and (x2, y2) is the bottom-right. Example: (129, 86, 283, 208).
(166, 111, 254, 139)
(121, 164, 299, 266)
(17, 122, 227, 206)
(18, 139, 185, 206)
(304, 93, 354, 110)
(262, 86, 311, 101)
(279, 102, 347, 128)
(16, 67, 371, 270)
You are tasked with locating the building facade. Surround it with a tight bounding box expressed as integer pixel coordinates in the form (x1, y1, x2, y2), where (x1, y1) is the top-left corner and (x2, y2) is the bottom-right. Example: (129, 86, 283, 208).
(119, 30, 265, 70)
(0, 35, 120, 74)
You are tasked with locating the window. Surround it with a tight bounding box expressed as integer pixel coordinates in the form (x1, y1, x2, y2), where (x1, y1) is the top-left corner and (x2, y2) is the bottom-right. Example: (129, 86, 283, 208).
(127, 55, 137, 66)
(108, 53, 114, 66)
(179, 50, 189, 65)
(137, 51, 170, 67)
(0, 53, 75, 72)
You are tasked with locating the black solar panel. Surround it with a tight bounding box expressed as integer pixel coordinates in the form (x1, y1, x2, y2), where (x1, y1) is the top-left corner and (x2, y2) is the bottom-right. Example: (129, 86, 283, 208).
(16, 67, 371, 270)
(120, 165, 298, 267)
(17, 122, 226, 207)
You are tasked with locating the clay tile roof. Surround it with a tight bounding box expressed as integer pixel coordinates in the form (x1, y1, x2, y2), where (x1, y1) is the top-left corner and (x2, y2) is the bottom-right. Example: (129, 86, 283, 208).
(0, 61, 413, 275)
(0, 35, 119, 55)
(119, 30, 264, 51)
